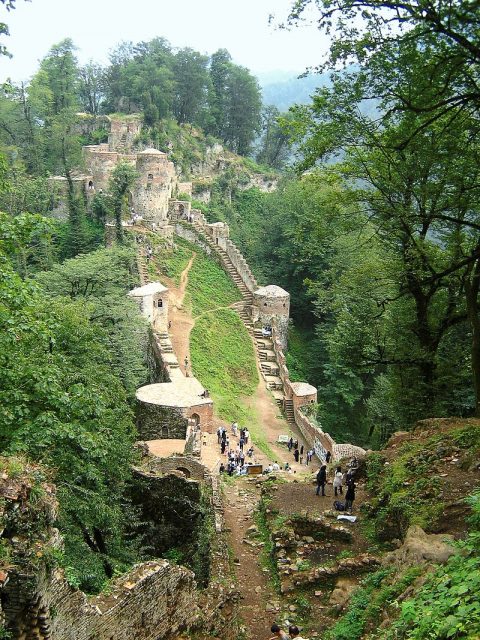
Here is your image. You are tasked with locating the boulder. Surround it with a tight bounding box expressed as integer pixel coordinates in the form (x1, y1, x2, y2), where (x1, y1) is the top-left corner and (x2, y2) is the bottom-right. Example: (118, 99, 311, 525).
(385, 525, 455, 565)
(328, 577, 357, 609)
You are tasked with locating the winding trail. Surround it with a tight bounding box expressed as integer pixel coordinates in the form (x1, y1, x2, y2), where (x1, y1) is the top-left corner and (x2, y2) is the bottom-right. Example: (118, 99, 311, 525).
(167, 254, 195, 375)
(146, 236, 314, 640)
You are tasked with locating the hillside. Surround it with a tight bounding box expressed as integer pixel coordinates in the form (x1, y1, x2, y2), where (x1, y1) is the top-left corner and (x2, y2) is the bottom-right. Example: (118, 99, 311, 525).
(260, 72, 331, 110)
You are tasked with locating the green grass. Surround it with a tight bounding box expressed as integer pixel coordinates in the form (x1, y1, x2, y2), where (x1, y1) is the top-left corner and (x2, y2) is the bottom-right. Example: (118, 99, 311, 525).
(190, 308, 257, 420)
(148, 236, 194, 285)
(186, 250, 242, 316)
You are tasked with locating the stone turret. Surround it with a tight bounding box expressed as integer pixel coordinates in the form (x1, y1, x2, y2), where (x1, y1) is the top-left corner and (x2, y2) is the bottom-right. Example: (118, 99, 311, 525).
(132, 149, 177, 232)
(128, 282, 169, 332)
(252, 285, 290, 350)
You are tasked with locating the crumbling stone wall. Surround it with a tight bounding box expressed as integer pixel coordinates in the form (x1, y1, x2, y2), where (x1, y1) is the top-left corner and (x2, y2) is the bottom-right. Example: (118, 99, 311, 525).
(3, 561, 199, 640)
(224, 239, 258, 293)
(141, 455, 209, 482)
(175, 222, 213, 255)
(131, 469, 203, 559)
(136, 402, 188, 441)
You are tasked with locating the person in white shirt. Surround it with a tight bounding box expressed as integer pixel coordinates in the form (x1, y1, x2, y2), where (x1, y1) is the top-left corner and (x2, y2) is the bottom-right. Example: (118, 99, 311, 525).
(333, 465, 344, 496)
(272, 461, 280, 471)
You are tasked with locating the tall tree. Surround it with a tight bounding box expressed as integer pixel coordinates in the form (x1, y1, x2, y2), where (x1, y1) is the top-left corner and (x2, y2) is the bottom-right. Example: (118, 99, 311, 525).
(171, 48, 210, 124)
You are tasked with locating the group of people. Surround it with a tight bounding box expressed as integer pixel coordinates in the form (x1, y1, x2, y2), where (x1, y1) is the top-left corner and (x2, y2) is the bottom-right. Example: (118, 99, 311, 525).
(270, 622, 306, 640)
(218, 422, 256, 476)
(315, 463, 356, 512)
(130, 209, 141, 225)
(287, 437, 315, 466)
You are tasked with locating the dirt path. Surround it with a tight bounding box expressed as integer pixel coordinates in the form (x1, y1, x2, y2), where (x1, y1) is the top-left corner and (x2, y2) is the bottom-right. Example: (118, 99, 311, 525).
(168, 254, 195, 375)
(223, 480, 277, 640)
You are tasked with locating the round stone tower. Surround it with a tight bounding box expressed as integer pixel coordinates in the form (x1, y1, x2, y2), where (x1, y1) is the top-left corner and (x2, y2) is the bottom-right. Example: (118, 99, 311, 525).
(252, 285, 290, 350)
(132, 148, 176, 227)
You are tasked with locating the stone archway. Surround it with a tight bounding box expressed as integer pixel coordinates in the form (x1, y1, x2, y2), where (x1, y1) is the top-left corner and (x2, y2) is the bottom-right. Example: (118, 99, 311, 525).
(176, 466, 191, 479)
(190, 413, 200, 429)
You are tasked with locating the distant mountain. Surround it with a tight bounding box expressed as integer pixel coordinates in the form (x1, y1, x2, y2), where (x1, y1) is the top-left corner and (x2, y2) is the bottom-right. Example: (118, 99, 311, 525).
(259, 72, 331, 112)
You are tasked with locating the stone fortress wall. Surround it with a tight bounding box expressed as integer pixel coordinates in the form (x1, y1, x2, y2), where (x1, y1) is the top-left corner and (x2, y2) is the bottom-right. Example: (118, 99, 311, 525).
(61, 114, 364, 463)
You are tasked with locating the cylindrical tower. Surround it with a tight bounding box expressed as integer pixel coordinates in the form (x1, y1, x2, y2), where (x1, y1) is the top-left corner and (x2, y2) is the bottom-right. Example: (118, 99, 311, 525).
(252, 285, 290, 350)
(132, 148, 177, 225)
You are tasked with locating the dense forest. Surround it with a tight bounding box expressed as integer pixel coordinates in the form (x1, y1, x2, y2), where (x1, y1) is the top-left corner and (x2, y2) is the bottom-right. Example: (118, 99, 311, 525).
(1, 1, 480, 628)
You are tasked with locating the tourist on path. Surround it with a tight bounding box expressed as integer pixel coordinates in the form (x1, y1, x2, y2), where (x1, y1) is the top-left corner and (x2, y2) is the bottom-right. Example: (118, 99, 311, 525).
(316, 465, 327, 496)
(244, 428, 250, 444)
(333, 466, 343, 496)
(270, 623, 289, 640)
(289, 625, 307, 640)
(345, 477, 356, 512)
(294, 448, 300, 463)
(231, 421, 238, 436)
(326, 450, 332, 463)
(288, 437, 294, 451)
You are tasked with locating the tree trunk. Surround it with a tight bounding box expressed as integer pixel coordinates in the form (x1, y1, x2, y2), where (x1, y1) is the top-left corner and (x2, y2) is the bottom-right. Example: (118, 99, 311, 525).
(464, 258, 480, 416)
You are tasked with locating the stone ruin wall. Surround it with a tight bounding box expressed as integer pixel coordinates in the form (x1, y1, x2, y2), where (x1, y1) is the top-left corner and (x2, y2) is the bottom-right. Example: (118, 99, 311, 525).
(136, 401, 188, 441)
(174, 222, 214, 256)
(224, 239, 258, 294)
(108, 116, 143, 152)
(2, 561, 199, 640)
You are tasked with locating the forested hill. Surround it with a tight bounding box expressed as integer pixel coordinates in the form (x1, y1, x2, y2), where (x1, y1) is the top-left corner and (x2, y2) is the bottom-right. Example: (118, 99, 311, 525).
(259, 71, 330, 111)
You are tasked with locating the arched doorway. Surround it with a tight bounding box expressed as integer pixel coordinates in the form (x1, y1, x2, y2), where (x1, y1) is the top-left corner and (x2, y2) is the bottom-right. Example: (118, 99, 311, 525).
(161, 426, 169, 438)
(176, 466, 191, 479)
(190, 413, 200, 430)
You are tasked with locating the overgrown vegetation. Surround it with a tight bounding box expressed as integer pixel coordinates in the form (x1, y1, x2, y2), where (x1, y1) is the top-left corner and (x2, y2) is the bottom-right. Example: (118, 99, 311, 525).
(0, 214, 142, 593)
(364, 425, 480, 541)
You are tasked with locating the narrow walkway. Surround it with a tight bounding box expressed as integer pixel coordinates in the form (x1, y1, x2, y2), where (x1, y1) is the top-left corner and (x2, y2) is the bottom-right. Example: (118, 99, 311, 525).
(168, 254, 196, 376)
(223, 481, 276, 640)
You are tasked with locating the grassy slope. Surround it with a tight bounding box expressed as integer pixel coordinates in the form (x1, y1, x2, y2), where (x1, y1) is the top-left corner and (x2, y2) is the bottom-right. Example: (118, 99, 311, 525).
(146, 234, 194, 286)
(190, 308, 257, 421)
(185, 248, 242, 316)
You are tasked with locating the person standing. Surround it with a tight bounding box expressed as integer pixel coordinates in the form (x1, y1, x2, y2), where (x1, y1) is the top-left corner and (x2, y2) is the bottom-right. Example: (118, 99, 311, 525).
(316, 465, 327, 496)
(345, 476, 356, 512)
(294, 448, 300, 463)
(244, 428, 249, 444)
(325, 450, 332, 463)
(288, 437, 293, 451)
(333, 466, 343, 496)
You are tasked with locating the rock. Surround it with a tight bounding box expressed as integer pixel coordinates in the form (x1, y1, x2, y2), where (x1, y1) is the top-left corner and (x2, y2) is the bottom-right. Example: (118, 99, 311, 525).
(314, 590, 323, 597)
(289, 605, 297, 612)
(385, 525, 455, 565)
(303, 536, 315, 544)
(246, 524, 258, 534)
(289, 565, 298, 572)
(255, 586, 262, 593)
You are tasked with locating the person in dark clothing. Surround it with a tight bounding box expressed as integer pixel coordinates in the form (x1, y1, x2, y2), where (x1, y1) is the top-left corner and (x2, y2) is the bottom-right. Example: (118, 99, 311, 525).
(345, 477, 356, 512)
(288, 437, 293, 451)
(325, 450, 332, 463)
(221, 440, 226, 454)
(294, 448, 300, 463)
(316, 465, 327, 496)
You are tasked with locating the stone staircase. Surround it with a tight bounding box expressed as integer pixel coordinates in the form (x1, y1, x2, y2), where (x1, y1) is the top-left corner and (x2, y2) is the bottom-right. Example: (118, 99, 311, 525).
(284, 398, 295, 424)
(177, 220, 289, 411)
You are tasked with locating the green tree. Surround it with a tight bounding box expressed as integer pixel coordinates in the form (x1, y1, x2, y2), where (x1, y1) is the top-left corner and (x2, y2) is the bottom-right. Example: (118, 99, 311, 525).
(171, 48, 210, 124)
(109, 161, 137, 243)
(224, 64, 262, 155)
(256, 105, 291, 168)
(78, 61, 105, 115)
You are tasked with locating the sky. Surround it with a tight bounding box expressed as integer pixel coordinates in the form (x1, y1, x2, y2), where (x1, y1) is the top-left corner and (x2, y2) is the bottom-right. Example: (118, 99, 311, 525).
(1, 0, 329, 84)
